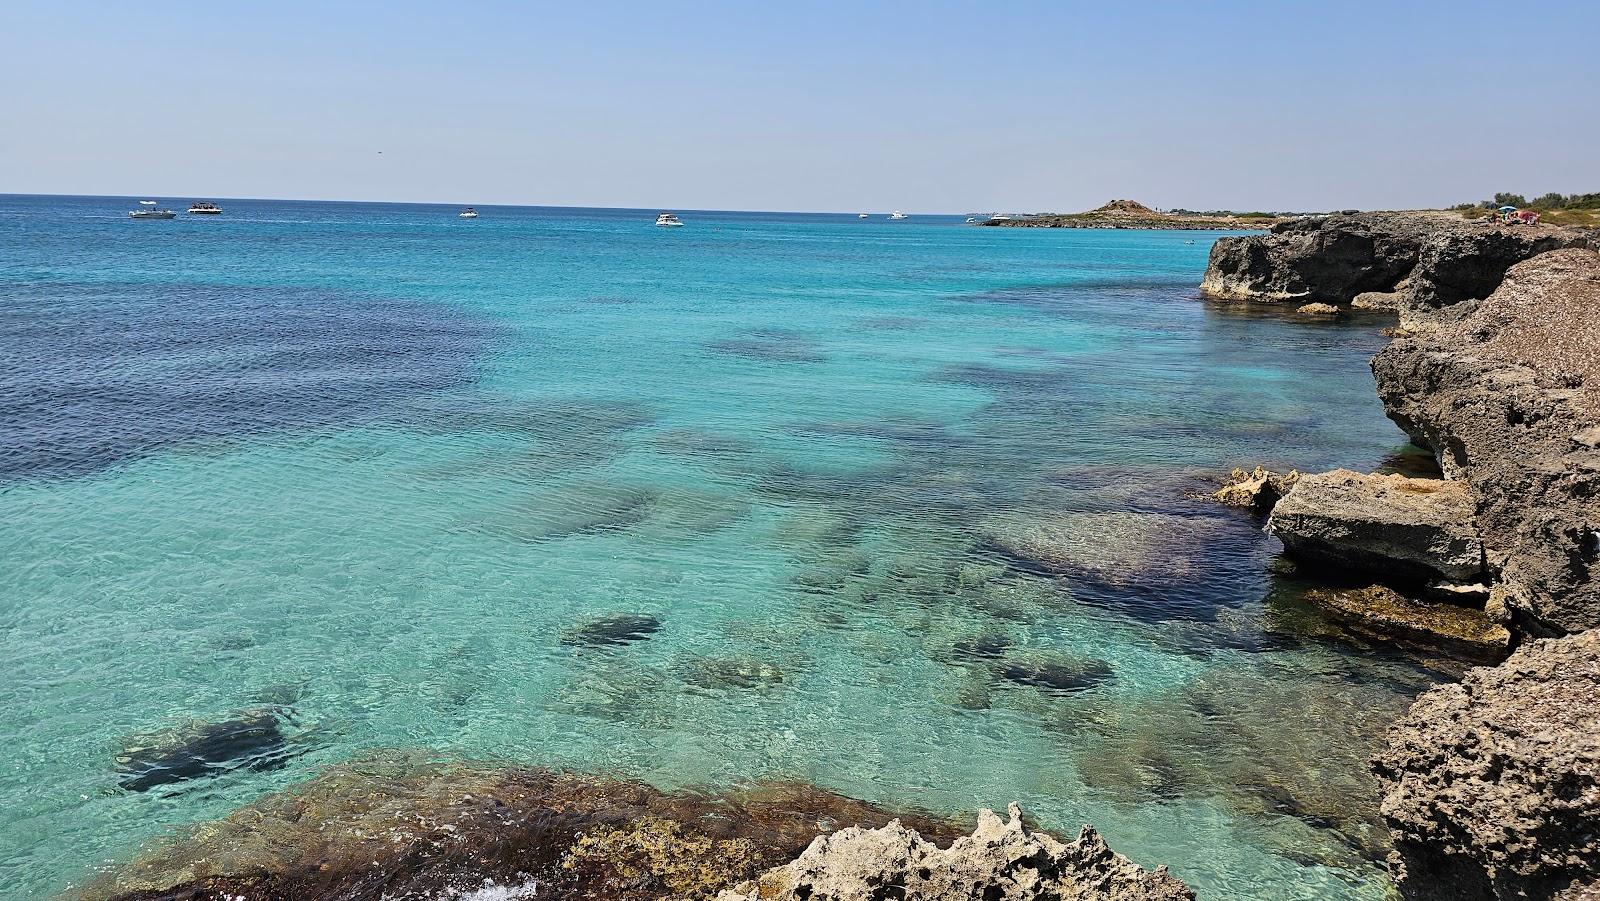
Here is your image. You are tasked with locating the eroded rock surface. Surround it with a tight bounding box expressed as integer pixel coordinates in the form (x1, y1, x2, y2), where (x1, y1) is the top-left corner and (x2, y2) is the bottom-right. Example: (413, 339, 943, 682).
(1305, 585, 1510, 663)
(1373, 248, 1600, 633)
(1213, 466, 1299, 513)
(715, 803, 1193, 901)
(1200, 212, 1593, 312)
(1268, 469, 1484, 584)
(1372, 630, 1600, 900)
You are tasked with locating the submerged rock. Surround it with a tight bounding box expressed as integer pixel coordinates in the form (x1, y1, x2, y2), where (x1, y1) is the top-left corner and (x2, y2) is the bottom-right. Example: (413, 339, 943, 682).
(1268, 469, 1484, 584)
(1373, 630, 1600, 899)
(1305, 585, 1510, 663)
(714, 803, 1193, 901)
(561, 613, 663, 647)
(681, 655, 785, 691)
(114, 707, 295, 792)
(1374, 248, 1600, 634)
(997, 655, 1114, 695)
(1212, 466, 1299, 513)
(80, 752, 971, 901)
(979, 511, 1217, 589)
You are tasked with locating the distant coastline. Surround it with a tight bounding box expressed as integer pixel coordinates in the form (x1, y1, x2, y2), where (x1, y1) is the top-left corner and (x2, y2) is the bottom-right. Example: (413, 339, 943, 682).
(982, 199, 1286, 230)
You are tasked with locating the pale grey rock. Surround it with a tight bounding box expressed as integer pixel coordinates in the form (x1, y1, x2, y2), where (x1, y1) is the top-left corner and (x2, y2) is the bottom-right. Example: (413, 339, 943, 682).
(715, 803, 1193, 901)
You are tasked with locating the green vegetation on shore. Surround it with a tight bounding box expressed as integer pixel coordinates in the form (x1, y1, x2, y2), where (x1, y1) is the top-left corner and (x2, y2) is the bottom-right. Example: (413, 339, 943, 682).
(1450, 191, 1600, 227)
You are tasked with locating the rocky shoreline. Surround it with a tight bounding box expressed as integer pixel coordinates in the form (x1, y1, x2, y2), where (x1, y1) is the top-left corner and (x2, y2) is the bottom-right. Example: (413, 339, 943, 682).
(1202, 211, 1600, 898)
(984, 199, 1283, 231)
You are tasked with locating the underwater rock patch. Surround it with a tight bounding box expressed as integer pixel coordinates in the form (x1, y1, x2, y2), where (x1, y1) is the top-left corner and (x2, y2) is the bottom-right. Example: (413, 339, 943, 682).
(995, 655, 1114, 695)
(708, 331, 826, 364)
(1306, 584, 1510, 663)
(978, 510, 1219, 591)
(114, 706, 297, 793)
(561, 613, 663, 648)
(680, 656, 786, 691)
(79, 751, 968, 901)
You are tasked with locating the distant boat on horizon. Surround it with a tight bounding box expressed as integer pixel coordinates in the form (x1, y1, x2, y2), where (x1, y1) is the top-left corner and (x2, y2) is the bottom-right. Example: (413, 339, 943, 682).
(130, 201, 175, 219)
(458, 207, 479, 218)
(187, 202, 222, 215)
(888, 211, 907, 220)
(655, 212, 683, 227)
(858, 213, 869, 219)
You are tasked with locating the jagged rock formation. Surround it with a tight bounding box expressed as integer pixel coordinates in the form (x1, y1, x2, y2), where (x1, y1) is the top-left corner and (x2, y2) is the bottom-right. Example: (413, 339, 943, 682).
(1373, 248, 1600, 635)
(715, 803, 1193, 901)
(1199, 212, 1594, 314)
(1267, 469, 1485, 584)
(1372, 630, 1600, 900)
(1213, 466, 1299, 512)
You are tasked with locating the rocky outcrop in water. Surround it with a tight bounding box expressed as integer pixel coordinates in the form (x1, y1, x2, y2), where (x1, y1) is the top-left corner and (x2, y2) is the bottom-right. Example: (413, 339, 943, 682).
(81, 753, 1182, 901)
(1305, 585, 1509, 663)
(1373, 248, 1600, 635)
(1199, 212, 1594, 314)
(114, 707, 297, 792)
(1213, 466, 1300, 512)
(1372, 630, 1600, 900)
(715, 803, 1193, 901)
(1267, 469, 1485, 584)
(983, 199, 1280, 231)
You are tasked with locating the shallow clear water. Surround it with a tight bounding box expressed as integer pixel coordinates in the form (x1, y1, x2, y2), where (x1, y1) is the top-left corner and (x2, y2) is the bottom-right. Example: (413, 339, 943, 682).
(1, 196, 1434, 899)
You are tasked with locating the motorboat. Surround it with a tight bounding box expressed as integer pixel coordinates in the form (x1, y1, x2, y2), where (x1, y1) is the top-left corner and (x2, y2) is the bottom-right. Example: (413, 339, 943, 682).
(187, 202, 222, 214)
(987, 213, 1011, 222)
(655, 212, 684, 227)
(458, 207, 479, 218)
(858, 213, 869, 219)
(130, 202, 176, 219)
(966, 217, 977, 224)
(888, 211, 907, 220)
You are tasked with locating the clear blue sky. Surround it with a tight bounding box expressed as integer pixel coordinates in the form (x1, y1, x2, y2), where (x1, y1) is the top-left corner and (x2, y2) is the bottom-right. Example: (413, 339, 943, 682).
(2, 1, 1595, 212)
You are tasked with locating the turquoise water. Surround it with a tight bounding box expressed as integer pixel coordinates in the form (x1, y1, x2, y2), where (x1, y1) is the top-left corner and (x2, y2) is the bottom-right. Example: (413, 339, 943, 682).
(1, 196, 1433, 899)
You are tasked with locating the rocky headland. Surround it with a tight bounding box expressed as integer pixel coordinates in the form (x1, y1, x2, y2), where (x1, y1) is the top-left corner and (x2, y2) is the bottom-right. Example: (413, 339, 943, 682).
(984, 199, 1284, 231)
(1202, 210, 1600, 898)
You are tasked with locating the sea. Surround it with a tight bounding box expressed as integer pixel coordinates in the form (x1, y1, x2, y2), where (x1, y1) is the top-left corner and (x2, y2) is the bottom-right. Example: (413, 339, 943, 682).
(0, 195, 1438, 899)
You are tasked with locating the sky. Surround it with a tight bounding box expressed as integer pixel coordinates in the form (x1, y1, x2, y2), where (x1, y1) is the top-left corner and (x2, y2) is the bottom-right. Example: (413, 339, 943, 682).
(2, 1, 1596, 213)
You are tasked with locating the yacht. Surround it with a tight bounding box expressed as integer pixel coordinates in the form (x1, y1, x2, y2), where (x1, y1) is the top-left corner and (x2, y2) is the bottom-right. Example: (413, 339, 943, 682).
(987, 213, 1012, 222)
(187, 202, 222, 214)
(888, 211, 907, 220)
(966, 217, 977, 224)
(655, 212, 684, 227)
(130, 201, 176, 219)
(458, 207, 479, 218)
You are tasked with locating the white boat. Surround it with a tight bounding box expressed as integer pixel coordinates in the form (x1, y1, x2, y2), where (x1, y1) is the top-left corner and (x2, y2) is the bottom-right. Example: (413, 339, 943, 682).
(138, 200, 157, 206)
(130, 204, 176, 219)
(987, 213, 1011, 222)
(888, 211, 907, 220)
(858, 213, 869, 219)
(458, 207, 479, 218)
(966, 217, 977, 224)
(655, 212, 683, 227)
(187, 202, 222, 214)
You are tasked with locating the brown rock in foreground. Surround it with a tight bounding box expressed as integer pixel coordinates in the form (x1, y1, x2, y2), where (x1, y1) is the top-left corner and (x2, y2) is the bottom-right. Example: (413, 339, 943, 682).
(1268, 469, 1485, 584)
(1306, 584, 1510, 663)
(715, 803, 1193, 901)
(1373, 248, 1600, 634)
(1372, 630, 1600, 900)
(78, 751, 966, 901)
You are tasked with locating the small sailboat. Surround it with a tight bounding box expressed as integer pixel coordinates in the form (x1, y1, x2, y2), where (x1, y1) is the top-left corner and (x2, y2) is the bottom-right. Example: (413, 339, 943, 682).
(458, 207, 479, 218)
(655, 212, 684, 227)
(888, 211, 907, 220)
(187, 202, 222, 214)
(130, 201, 176, 219)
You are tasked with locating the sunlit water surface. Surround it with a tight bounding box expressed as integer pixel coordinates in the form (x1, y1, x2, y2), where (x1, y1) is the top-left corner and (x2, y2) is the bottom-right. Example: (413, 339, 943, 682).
(0, 197, 1434, 899)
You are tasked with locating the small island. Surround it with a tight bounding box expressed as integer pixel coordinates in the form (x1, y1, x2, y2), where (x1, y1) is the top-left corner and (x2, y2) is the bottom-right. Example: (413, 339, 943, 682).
(981, 199, 1285, 230)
